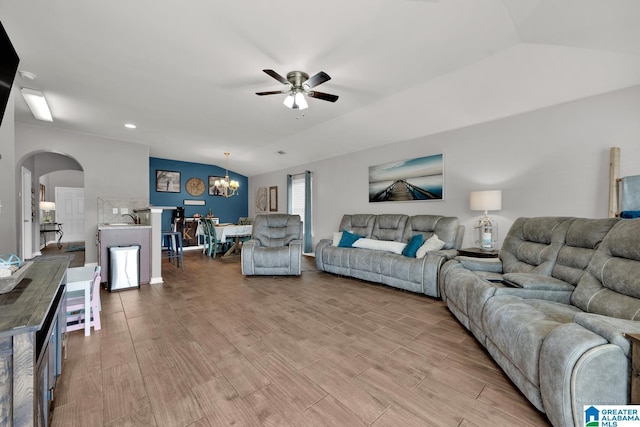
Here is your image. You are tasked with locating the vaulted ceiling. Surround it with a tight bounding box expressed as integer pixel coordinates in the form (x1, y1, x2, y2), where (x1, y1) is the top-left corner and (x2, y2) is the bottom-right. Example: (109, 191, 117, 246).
(2, 0, 640, 176)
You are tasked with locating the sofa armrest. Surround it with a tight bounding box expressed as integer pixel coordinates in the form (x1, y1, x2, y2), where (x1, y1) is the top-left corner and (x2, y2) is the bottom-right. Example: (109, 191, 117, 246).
(574, 313, 640, 358)
(289, 239, 303, 275)
(502, 273, 575, 291)
(455, 256, 503, 273)
(315, 239, 332, 271)
(422, 252, 451, 298)
(430, 248, 458, 260)
(241, 239, 259, 275)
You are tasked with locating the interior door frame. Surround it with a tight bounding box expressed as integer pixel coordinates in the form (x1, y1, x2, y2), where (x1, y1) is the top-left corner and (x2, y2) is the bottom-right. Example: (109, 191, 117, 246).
(21, 166, 32, 260)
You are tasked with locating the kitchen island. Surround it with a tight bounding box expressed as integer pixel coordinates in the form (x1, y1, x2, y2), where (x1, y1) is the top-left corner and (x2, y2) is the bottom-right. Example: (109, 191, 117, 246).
(98, 224, 152, 286)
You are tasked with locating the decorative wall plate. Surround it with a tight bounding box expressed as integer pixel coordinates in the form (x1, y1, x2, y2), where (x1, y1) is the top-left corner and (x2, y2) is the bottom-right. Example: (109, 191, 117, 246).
(185, 177, 205, 197)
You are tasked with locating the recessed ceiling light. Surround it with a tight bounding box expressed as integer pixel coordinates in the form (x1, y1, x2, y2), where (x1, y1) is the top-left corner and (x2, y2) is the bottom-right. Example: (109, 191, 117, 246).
(124, 123, 137, 129)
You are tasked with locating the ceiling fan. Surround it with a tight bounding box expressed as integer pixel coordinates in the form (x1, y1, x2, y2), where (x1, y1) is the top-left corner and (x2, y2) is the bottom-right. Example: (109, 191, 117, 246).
(256, 69, 339, 110)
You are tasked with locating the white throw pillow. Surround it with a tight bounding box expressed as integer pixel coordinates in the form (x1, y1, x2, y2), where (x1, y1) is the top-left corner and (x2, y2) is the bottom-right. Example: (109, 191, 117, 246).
(331, 232, 343, 246)
(352, 238, 407, 254)
(416, 234, 446, 259)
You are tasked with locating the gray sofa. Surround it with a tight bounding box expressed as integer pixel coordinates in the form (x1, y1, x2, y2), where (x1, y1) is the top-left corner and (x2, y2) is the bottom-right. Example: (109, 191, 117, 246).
(440, 216, 640, 427)
(315, 214, 464, 297)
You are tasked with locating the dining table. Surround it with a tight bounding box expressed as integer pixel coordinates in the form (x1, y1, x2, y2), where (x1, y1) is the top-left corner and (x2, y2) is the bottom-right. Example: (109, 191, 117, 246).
(213, 224, 253, 256)
(65, 266, 95, 336)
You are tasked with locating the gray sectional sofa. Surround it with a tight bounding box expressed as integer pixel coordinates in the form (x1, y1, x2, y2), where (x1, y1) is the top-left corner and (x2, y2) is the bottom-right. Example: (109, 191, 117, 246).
(315, 214, 464, 297)
(440, 216, 640, 427)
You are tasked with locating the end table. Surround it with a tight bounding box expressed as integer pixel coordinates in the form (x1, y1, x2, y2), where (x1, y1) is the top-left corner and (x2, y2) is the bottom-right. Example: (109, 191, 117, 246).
(457, 247, 499, 258)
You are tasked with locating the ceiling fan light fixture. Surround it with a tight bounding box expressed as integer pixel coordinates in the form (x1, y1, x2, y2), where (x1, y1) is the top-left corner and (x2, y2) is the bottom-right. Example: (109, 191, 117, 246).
(294, 92, 308, 110)
(259, 69, 337, 110)
(283, 94, 295, 109)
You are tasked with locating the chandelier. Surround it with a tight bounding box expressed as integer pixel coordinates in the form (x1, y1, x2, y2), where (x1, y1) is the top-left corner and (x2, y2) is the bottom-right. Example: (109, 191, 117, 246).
(215, 152, 240, 197)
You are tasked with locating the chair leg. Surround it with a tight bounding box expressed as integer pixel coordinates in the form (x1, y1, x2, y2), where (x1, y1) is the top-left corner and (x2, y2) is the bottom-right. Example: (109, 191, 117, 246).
(92, 306, 101, 331)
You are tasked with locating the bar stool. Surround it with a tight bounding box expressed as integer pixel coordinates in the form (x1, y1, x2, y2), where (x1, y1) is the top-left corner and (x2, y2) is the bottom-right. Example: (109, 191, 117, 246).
(161, 230, 185, 271)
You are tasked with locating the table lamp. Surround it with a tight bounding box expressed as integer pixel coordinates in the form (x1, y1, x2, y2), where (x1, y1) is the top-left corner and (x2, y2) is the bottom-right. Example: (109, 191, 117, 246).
(470, 190, 502, 250)
(40, 201, 55, 223)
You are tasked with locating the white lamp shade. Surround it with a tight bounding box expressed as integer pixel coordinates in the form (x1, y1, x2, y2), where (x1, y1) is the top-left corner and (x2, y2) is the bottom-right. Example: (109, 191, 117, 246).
(470, 190, 502, 212)
(283, 94, 294, 109)
(40, 201, 56, 211)
(294, 92, 308, 110)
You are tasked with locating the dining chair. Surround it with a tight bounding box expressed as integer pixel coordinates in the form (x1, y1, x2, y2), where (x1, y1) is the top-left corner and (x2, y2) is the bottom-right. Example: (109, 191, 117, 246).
(201, 218, 215, 256)
(66, 269, 102, 333)
(203, 218, 230, 258)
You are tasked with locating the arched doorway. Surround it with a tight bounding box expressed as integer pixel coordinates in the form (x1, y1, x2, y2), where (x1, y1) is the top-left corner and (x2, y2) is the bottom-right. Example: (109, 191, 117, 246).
(17, 151, 84, 259)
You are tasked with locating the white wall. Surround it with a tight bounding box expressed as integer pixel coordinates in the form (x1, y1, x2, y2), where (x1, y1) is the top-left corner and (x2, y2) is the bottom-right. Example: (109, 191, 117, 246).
(0, 91, 16, 254)
(45, 169, 84, 191)
(249, 85, 640, 250)
(15, 124, 150, 263)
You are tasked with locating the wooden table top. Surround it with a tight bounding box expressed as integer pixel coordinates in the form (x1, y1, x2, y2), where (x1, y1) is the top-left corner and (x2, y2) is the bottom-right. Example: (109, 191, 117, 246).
(0, 260, 68, 337)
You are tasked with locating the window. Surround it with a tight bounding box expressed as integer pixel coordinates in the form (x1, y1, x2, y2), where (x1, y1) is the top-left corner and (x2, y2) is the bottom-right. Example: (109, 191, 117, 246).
(290, 175, 306, 219)
(288, 172, 312, 253)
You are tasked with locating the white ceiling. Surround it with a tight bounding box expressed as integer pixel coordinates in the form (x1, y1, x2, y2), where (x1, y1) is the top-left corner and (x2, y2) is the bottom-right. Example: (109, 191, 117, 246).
(2, 0, 640, 176)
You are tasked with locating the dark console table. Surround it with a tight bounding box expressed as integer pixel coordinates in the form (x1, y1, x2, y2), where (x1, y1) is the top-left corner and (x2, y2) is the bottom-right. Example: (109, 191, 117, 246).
(0, 260, 68, 426)
(40, 222, 63, 249)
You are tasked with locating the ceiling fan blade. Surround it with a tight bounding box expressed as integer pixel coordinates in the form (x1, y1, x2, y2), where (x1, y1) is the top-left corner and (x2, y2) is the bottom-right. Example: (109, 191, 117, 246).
(303, 71, 331, 89)
(262, 69, 289, 85)
(307, 91, 339, 102)
(256, 90, 289, 96)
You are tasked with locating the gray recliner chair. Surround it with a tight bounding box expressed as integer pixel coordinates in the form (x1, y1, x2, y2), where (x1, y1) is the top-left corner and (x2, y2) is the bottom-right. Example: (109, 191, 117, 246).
(241, 214, 303, 276)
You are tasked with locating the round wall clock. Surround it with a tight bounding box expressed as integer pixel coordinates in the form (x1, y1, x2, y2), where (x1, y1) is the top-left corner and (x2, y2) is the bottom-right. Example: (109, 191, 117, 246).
(185, 177, 205, 197)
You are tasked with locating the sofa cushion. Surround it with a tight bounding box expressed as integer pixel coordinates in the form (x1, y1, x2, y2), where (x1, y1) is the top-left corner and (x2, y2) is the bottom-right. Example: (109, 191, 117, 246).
(372, 214, 408, 242)
(405, 215, 460, 250)
(571, 219, 640, 319)
(331, 232, 342, 246)
(483, 296, 581, 387)
(550, 217, 619, 286)
(402, 234, 424, 257)
(416, 234, 445, 258)
(339, 214, 376, 238)
(338, 230, 362, 248)
(353, 238, 406, 254)
(499, 217, 573, 275)
(253, 214, 303, 248)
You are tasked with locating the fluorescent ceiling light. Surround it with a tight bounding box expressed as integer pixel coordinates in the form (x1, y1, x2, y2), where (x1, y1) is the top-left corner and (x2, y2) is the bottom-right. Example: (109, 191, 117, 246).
(124, 123, 137, 129)
(20, 88, 53, 122)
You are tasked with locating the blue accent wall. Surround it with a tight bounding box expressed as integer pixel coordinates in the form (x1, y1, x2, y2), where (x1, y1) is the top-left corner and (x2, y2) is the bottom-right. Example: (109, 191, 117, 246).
(149, 157, 248, 229)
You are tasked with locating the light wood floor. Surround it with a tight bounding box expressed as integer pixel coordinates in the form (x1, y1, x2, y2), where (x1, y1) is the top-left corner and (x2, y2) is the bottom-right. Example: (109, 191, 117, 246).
(51, 250, 551, 426)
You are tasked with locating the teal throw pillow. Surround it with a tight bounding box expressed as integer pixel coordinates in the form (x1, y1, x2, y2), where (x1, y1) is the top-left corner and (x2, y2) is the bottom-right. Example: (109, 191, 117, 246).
(338, 230, 363, 248)
(402, 234, 424, 257)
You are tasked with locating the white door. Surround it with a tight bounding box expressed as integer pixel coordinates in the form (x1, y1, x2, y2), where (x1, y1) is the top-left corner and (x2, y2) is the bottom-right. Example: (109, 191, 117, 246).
(55, 187, 85, 243)
(21, 166, 32, 260)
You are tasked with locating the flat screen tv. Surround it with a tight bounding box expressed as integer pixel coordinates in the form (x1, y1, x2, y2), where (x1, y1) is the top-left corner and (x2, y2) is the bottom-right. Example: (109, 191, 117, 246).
(0, 21, 20, 127)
